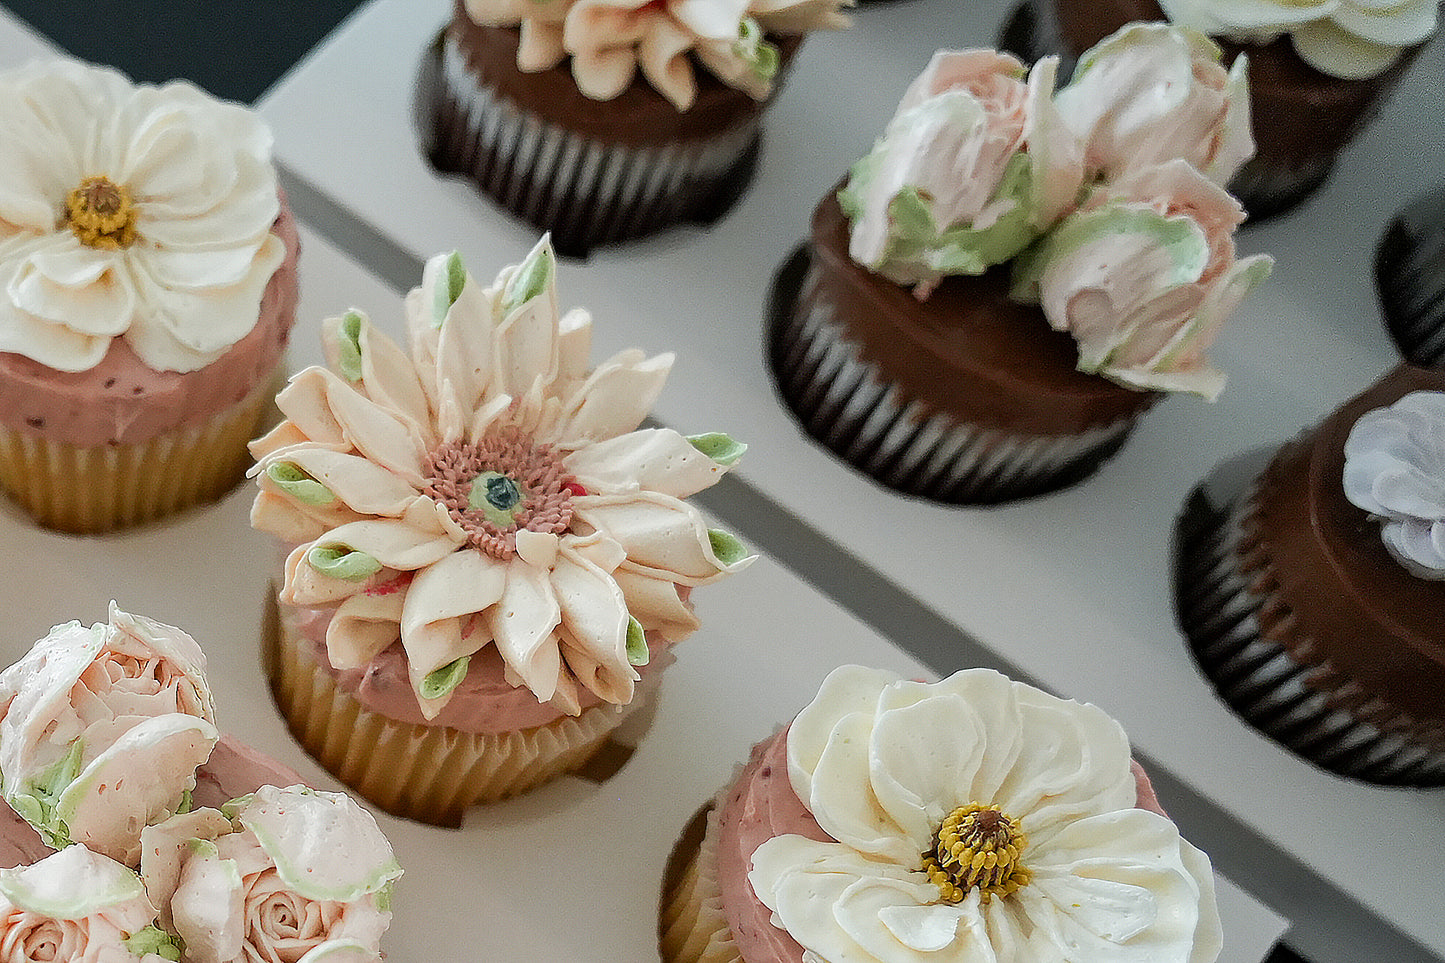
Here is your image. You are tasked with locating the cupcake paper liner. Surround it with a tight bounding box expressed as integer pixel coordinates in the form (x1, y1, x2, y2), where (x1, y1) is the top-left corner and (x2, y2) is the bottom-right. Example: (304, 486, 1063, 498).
(427, 32, 761, 257)
(768, 246, 1141, 504)
(267, 600, 644, 826)
(0, 371, 279, 534)
(1174, 467, 1445, 787)
(1375, 183, 1445, 368)
(659, 805, 742, 963)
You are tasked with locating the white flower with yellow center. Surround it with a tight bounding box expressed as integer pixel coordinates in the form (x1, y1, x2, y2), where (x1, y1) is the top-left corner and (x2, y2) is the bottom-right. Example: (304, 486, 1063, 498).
(251, 240, 752, 718)
(0, 58, 283, 374)
(749, 666, 1222, 963)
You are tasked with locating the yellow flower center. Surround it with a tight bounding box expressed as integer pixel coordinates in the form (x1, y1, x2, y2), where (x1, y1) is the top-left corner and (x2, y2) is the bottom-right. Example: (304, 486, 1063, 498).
(66, 176, 137, 249)
(922, 803, 1031, 904)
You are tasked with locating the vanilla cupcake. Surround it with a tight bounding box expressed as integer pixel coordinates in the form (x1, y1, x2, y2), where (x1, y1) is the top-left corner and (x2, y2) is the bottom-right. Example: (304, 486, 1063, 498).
(0, 58, 299, 533)
(425, 0, 849, 256)
(769, 35, 1270, 503)
(660, 666, 1222, 963)
(251, 238, 754, 825)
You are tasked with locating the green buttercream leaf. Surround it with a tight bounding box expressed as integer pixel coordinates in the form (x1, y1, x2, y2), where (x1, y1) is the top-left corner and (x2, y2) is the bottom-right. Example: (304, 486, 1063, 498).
(177, 787, 193, 815)
(687, 433, 747, 467)
(888, 187, 937, 243)
(336, 311, 365, 382)
(376, 880, 394, 913)
(502, 241, 554, 315)
(836, 152, 879, 222)
(14, 741, 84, 848)
(307, 545, 382, 581)
(708, 529, 749, 568)
(626, 617, 649, 666)
(221, 794, 254, 821)
(125, 926, 182, 963)
(433, 251, 467, 326)
(266, 463, 336, 507)
(733, 18, 778, 82)
(421, 656, 470, 701)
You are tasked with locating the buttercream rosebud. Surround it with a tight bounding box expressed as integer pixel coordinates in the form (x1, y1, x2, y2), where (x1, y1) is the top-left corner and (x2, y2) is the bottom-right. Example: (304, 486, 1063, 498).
(0, 845, 180, 963)
(1011, 159, 1273, 399)
(155, 785, 401, 963)
(839, 48, 1084, 297)
(1056, 23, 1253, 187)
(0, 604, 218, 865)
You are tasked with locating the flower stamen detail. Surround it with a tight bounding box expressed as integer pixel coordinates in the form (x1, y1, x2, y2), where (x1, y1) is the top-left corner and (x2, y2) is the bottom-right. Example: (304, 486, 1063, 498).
(423, 426, 574, 560)
(922, 804, 1030, 904)
(65, 176, 138, 249)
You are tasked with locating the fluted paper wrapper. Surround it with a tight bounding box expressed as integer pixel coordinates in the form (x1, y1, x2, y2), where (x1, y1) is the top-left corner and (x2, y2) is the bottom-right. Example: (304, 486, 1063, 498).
(427, 32, 761, 257)
(268, 603, 647, 826)
(1375, 183, 1445, 369)
(1174, 467, 1445, 787)
(659, 805, 742, 963)
(0, 372, 279, 533)
(768, 248, 1142, 504)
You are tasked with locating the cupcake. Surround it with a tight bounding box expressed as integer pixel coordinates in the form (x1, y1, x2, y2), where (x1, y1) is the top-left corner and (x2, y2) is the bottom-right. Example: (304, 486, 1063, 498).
(250, 238, 754, 825)
(1376, 181, 1445, 368)
(1175, 364, 1445, 786)
(0, 605, 402, 963)
(999, 0, 1438, 217)
(660, 665, 1223, 963)
(0, 58, 299, 534)
(768, 38, 1270, 504)
(424, 0, 849, 256)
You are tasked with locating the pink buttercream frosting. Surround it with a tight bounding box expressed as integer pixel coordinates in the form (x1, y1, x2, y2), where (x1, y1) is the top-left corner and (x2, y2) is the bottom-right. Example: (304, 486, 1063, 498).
(713, 727, 1168, 963)
(0, 198, 299, 448)
(286, 603, 674, 735)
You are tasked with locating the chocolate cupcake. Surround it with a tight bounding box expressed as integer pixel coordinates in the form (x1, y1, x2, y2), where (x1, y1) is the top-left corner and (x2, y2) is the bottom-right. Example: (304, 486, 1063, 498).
(1376, 181, 1445, 368)
(424, 0, 848, 256)
(999, 0, 1437, 218)
(1175, 364, 1445, 786)
(769, 40, 1270, 504)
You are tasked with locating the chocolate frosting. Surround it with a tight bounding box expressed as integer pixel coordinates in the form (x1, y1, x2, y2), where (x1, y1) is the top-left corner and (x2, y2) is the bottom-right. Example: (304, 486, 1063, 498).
(807, 190, 1157, 435)
(1242, 364, 1445, 744)
(447, 5, 798, 146)
(1051, 0, 1421, 165)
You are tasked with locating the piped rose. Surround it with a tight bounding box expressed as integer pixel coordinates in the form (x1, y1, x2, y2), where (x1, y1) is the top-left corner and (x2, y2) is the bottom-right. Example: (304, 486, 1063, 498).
(1343, 390, 1445, 579)
(0, 845, 181, 963)
(1010, 160, 1273, 399)
(1158, 0, 1438, 80)
(141, 785, 400, 963)
(0, 604, 218, 865)
(838, 49, 1084, 298)
(1055, 23, 1253, 187)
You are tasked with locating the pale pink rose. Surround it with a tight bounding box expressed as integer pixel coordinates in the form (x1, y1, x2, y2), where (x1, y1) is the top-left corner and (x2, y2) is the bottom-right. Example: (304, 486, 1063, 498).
(1012, 160, 1272, 398)
(0, 606, 218, 863)
(1055, 23, 1253, 186)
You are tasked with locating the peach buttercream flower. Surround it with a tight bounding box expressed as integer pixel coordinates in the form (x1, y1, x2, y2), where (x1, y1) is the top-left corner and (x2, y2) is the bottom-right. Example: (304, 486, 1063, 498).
(0, 605, 217, 865)
(250, 240, 753, 718)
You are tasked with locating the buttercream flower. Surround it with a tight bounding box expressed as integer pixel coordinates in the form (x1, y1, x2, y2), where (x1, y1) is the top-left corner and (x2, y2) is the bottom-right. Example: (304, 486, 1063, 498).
(1159, 0, 1438, 79)
(148, 786, 400, 963)
(0, 58, 284, 374)
(1055, 23, 1254, 187)
(0, 845, 181, 963)
(464, 0, 850, 110)
(749, 666, 1222, 963)
(250, 240, 753, 718)
(838, 49, 1084, 298)
(1344, 390, 1445, 579)
(1010, 160, 1273, 399)
(0, 604, 218, 864)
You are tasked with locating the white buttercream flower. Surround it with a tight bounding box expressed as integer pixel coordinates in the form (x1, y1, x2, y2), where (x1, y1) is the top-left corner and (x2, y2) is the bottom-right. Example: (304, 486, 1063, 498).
(0, 58, 283, 374)
(749, 666, 1222, 963)
(1159, 0, 1437, 78)
(1344, 390, 1445, 579)
(464, 0, 850, 110)
(0, 845, 181, 963)
(1056, 23, 1254, 187)
(250, 240, 753, 718)
(838, 49, 1084, 298)
(151, 786, 400, 963)
(1011, 160, 1272, 399)
(0, 604, 218, 865)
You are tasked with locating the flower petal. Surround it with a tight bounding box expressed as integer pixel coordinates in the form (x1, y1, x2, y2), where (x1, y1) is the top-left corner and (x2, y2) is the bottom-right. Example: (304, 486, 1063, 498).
(327, 589, 407, 670)
(551, 544, 634, 703)
(263, 448, 420, 518)
(553, 349, 673, 447)
(574, 491, 753, 584)
(401, 550, 508, 682)
(610, 569, 699, 641)
(565, 427, 732, 498)
(484, 559, 562, 703)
